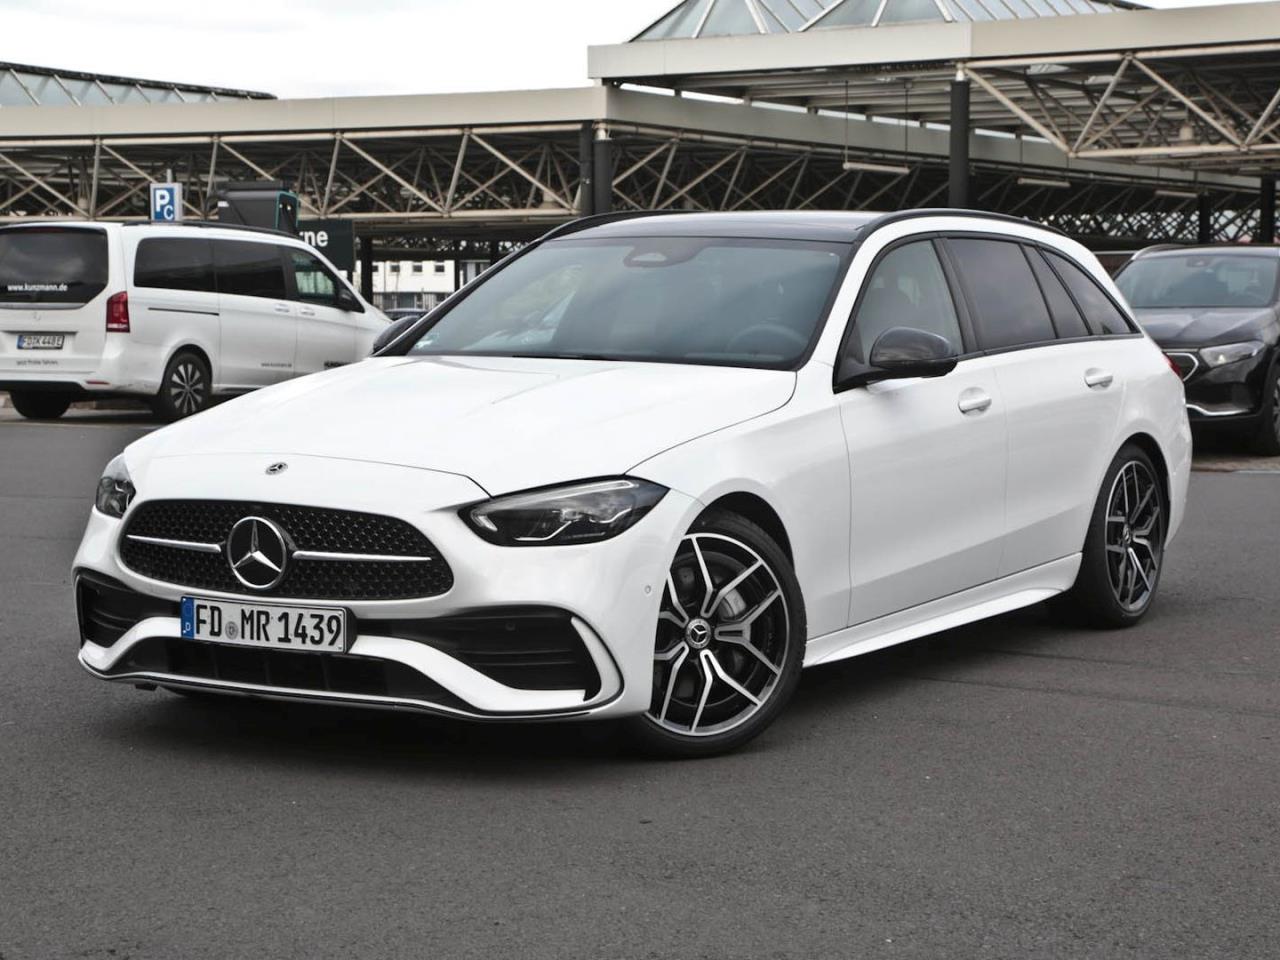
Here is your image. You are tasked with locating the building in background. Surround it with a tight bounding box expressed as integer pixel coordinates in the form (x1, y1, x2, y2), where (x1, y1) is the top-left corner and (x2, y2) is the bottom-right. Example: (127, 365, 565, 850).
(354, 259, 490, 314)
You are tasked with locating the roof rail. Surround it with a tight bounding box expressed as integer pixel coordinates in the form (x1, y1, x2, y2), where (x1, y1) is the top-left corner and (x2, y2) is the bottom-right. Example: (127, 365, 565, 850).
(859, 208, 1069, 238)
(120, 219, 299, 240)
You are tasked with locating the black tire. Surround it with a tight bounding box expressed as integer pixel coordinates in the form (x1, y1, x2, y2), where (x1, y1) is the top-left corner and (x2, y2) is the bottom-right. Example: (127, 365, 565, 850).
(624, 509, 806, 758)
(1250, 362, 1280, 457)
(9, 390, 72, 420)
(1056, 443, 1167, 629)
(152, 351, 211, 422)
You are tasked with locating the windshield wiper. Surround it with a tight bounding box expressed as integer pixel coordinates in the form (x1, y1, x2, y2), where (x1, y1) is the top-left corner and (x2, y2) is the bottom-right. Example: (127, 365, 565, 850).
(510, 352, 619, 362)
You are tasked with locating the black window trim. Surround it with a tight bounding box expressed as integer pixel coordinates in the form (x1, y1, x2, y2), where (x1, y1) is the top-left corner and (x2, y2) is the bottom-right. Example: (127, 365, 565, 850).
(833, 232, 978, 393)
(1023, 244, 1096, 340)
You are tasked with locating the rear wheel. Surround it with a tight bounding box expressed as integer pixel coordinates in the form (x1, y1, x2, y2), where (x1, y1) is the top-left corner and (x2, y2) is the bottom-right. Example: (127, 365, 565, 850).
(1057, 444, 1166, 628)
(9, 390, 72, 420)
(1250, 363, 1280, 456)
(625, 510, 806, 758)
(152, 351, 211, 422)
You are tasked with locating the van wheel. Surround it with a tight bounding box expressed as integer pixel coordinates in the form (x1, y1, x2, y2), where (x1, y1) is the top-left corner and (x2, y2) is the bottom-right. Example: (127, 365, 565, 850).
(152, 352, 211, 422)
(9, 391, 72, 420)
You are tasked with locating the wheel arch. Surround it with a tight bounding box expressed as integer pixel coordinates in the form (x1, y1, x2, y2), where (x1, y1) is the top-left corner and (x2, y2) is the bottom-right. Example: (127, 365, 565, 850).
(699, 491, 794, 565)
(1121, 431, 1172, 508)
(163, 343, 214, 389)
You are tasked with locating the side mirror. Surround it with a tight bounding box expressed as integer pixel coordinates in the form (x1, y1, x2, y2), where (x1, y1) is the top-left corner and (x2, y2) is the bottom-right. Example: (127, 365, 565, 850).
(866, 326, 958, 380)
(336, 287, 364, 313)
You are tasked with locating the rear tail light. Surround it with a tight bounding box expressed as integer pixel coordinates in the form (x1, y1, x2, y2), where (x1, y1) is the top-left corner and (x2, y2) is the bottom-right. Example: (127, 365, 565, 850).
(106, 292, 130, 333)
(1164, 353, 1181, 377)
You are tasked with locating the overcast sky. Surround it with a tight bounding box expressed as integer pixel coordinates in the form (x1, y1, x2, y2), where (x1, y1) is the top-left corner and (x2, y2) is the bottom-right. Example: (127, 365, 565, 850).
(0, 0, 1268, 100)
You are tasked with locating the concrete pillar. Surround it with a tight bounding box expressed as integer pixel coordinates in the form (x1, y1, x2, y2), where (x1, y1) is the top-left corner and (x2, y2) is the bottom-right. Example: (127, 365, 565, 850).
(578, 122, 594, 217)
(592, 130, 614, 215)
(1260, 176, 1276, 244)
(949, 76, 970, 209)
(359, 235, 374, 304)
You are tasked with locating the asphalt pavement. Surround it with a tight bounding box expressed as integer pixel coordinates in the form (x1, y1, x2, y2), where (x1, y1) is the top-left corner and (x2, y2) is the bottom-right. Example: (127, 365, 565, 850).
(1, 414, 1278, 960)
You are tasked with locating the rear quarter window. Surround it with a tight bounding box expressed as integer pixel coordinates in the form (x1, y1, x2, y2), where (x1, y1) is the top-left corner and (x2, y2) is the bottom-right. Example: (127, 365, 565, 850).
(1046, 251, 1134, 336)
(134, 237, 216, 293)
(0, 227, 108, 304)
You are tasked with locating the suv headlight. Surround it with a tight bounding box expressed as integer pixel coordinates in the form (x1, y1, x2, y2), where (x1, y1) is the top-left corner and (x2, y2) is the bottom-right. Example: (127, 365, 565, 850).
(94, 455, 135, 518)
(1200, 340, 1264, 368)
(462, 478, 667, 546)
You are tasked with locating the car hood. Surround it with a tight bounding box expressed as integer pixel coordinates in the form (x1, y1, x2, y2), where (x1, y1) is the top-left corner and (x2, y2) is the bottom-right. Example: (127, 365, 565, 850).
(1133, 305, 1277, 348)
(131, 356, 796, 495)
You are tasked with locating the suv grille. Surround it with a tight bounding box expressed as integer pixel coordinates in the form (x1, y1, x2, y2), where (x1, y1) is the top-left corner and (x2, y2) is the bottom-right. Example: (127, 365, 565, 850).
(120, 500, 453, 601)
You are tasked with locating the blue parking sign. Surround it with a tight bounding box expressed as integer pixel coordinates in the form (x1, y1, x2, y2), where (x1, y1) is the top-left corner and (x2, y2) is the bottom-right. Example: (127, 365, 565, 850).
(149, 182, 183, 222)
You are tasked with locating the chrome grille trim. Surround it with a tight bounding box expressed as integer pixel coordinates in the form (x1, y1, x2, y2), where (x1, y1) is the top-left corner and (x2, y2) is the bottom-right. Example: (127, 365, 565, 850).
(125, 534, 222, 554)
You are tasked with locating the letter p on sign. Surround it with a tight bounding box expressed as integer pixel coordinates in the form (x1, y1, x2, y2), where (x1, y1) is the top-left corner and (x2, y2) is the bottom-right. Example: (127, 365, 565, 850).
(150, 183, 184, 222)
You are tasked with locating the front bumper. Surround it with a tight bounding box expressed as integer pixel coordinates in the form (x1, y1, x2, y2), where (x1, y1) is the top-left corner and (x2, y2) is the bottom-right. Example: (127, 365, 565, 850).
(1163, 347, 1273, 424)
(73, 453, 699, 721)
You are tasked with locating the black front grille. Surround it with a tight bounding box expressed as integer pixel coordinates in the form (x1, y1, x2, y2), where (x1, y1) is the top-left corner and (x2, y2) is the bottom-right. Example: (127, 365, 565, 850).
(363, 607, 601, 695)
(109, 637, 465, 708)
(1166, 352, 1198, 381)
(76, 570, 180, 647)
(120, 500, 453, 601)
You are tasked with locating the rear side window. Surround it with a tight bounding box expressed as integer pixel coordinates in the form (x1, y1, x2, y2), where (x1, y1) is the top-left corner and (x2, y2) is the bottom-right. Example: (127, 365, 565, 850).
(947, 238, 1056, 350)
(1046, 252, 1133, 336)
(1027, 248, 1090, 339)
(287, 248, 339, 304)
(0, 227, 108, 304)
(134, 237, 215, 293)
(846, 239, 963, 365)
(213, 240, 286, 299)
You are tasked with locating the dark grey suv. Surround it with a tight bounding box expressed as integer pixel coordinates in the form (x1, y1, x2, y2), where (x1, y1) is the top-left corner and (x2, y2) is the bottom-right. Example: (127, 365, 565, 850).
(1116, 246, 1280, 454)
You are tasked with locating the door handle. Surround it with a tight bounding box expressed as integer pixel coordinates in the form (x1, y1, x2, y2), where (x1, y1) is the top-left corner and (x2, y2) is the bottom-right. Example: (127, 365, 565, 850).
(1084, 368, 1114, 389)
(273, 302, 291, 314)
(957, 388, 992, 415)
(300, 307, 316, 317)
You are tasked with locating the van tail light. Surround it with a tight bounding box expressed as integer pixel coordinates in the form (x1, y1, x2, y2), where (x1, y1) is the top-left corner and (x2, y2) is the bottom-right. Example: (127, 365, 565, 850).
(106, 292, 130, 333)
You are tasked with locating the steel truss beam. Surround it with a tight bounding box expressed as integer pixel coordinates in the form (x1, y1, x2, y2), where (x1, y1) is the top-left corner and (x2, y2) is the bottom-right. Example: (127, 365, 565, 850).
(0, 119, 1258, 244)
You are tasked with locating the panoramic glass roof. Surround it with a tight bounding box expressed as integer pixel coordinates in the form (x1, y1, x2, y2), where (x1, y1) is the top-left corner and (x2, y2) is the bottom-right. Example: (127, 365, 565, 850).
(635, 0, 1142, 38)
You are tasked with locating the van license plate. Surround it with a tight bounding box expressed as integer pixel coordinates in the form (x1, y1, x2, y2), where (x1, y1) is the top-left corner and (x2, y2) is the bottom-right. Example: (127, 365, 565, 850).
(17, 334, 64, 350)
(180, 597, 350, 653)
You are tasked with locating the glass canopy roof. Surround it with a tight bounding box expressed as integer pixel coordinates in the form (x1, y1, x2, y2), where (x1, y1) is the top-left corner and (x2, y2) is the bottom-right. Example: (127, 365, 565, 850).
(635, 0, 1143, 39)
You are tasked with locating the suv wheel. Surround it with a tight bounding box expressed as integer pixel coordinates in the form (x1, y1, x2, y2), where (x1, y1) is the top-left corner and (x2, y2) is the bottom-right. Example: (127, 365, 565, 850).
(9, 390, 72, 420)
(1056, 444, 1166, 628)
(625, 510, 806, 758)
(152, 352, 211, 422)
(1251, 364, 1280, 456)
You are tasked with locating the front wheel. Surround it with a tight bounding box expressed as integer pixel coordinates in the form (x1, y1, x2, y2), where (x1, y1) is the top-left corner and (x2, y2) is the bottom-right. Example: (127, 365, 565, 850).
(9, 390, 72, 420)
(1250, 363, 1280, 456)
(1056, 444, 1167, 628)
(625, 510, 806, 758)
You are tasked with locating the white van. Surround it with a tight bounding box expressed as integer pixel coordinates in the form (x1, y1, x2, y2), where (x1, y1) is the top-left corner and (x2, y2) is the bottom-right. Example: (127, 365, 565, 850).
(0, 221, 385, 420)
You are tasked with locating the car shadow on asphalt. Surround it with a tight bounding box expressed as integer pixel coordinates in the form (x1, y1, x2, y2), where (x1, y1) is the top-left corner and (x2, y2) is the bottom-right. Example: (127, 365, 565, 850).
(92, 601, 1099, 776)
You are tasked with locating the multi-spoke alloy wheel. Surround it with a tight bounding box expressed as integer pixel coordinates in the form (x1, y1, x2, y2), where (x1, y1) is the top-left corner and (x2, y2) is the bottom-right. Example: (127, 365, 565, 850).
(1056, 443, 1167, 628)
(629, 511, 805, 757)
(154, 352, 210, 422)
(1104, 460, 1163, 612)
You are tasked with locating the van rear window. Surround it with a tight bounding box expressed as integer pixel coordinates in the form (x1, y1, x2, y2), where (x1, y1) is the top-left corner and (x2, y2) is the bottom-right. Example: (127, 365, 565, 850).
(0, 227, 108, 304)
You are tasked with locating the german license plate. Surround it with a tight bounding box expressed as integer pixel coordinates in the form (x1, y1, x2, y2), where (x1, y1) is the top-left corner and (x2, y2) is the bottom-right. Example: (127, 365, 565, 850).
(181, 597, 349, 653)
(17, 334, 64, 350)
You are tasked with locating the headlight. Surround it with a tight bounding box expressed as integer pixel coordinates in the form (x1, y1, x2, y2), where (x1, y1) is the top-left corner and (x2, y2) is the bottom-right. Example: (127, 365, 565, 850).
(1200, 340, 1264, 367)
(94, 455, 135, 518)
(463, 478, 667, 546)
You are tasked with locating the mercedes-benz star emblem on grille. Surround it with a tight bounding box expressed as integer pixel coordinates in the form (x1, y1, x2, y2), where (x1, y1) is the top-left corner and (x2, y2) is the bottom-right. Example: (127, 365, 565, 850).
(266, 462, 288, 475)
(226, 516, 290, 590)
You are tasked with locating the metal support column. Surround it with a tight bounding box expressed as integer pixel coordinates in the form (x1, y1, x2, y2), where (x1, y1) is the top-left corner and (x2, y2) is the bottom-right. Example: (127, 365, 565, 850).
(359, 235, 374, 304)
(1197, 194, 1213, 244)
(1261, 176, 1276, 243)
(578, 122, 594, 217)
(949, 74, 971, 209)
(592, 128, 614, 215)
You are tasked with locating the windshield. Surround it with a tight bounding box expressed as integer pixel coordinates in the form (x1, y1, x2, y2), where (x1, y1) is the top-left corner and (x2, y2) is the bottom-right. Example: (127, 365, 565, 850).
(1116, 253, 1280, 309)
(0, 227, 108, 304)
(402, 236, 851, 369)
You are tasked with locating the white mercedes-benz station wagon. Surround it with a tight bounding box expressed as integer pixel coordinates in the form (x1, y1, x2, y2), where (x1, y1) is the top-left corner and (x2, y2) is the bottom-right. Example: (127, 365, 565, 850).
(74, 210, 1191, 756)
